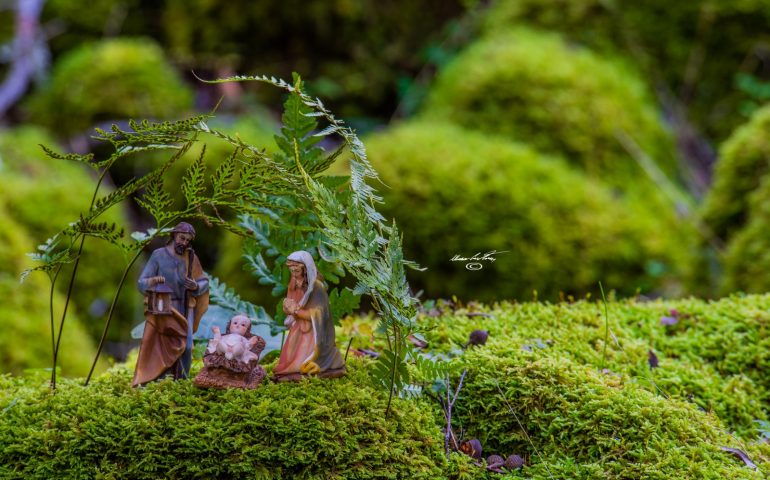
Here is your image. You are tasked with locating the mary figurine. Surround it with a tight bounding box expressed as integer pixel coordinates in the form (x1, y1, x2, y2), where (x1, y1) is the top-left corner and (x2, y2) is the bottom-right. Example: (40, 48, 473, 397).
(272, 250, 346, 382)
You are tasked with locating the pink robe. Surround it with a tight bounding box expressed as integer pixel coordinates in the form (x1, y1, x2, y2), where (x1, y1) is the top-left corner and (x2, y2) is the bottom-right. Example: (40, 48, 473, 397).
(273, 279, 345, 379)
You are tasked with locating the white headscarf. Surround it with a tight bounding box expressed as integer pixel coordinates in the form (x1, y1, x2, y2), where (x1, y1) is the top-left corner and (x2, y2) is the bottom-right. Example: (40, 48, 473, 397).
(287, 250, 317, 308)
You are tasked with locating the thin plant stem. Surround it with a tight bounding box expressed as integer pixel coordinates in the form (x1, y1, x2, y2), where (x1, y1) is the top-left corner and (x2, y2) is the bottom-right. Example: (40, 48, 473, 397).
(599, 282, 610, 372)
(494, 379, 555, 480)
(344, 337, 353, 362)
(48, 267, 61, 388)
(84, 247, 145, 385)
(445, 373, 451, 458)
(385, 324, 401, 416)
(52, 169, 109, 388)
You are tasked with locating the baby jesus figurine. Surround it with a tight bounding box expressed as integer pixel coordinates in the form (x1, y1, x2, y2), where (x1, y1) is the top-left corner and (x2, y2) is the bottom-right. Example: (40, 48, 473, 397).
(207, 314, 260, 364)
(193, 314, 266, 389)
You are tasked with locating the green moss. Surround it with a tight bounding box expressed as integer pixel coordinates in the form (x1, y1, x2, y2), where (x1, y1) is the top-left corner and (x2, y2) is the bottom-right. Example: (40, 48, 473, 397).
(364, 121, 695, 302)
(423, 27, 678, 184)
(479, 0, 770, 140)
(421, 294, 770, 438)
(0, 360, 446, 479)
(4, 296, 770, 477)
(0, 126, 141, 342)
(702, 104, 770, 242)
(159, 0, 463, 119)
(25, 38, 192, 136)
(453, 350, 768, 478)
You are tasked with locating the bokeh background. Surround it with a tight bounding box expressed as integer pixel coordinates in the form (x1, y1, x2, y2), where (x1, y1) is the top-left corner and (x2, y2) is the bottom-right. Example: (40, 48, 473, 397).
(2, 0, 770, 375)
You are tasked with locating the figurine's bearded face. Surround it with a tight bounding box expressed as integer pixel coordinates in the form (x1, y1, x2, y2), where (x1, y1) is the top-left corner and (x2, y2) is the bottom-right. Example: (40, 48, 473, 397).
(173, 232, 193, 255)
(229, 315, 250, 336)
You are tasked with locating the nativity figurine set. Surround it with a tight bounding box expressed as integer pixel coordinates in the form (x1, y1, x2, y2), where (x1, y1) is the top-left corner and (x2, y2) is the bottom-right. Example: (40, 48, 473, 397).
(132, 222, 346, 390)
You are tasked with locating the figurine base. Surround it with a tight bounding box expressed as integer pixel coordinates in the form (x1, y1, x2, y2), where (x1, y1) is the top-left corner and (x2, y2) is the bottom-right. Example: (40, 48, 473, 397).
(271, 366, 346, 383)
(193, 364, 266, 389)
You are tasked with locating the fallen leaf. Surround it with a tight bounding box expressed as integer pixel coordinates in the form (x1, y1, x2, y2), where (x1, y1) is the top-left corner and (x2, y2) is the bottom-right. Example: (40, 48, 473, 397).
(355, 348, 379, 358)
(660, 316, 678, 326)
(648, 349, 659, 369)
(721, 447, 758, 470)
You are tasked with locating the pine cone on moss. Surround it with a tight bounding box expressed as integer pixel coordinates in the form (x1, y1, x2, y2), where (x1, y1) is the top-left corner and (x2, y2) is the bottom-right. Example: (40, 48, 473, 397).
(486, 454, 505, 473)
(505, 454, 524, 470)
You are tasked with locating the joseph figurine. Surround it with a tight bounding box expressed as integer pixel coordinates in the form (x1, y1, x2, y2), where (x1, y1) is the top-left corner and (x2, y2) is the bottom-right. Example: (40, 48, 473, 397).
(132, 222, 209, 386)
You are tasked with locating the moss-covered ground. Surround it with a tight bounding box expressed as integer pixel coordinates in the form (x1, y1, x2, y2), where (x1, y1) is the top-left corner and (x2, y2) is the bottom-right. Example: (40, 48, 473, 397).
(3, 295, 770, 478)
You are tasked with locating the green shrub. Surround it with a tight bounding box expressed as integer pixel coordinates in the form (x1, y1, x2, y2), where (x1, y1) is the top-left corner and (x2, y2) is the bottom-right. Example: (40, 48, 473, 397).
(479, 0, 770, 140)
(0, 204, 97, 376)
(364, 121, 695, 302)
(0, 126, 140, 342)
(25, 38, 193, 136)
(0, 360, 446, 479)
(423, 27, 678, 184)
(702, 104, 770, 242)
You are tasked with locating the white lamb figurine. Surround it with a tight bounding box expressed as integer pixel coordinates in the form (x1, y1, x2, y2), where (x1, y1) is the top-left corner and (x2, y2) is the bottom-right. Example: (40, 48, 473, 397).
(207, 314, 259, 363)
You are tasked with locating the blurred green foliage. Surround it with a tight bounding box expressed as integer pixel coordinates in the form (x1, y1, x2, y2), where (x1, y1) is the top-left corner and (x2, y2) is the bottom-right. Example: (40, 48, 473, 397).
(25, 38, 193, 136)
(365, 121, 695, 302)
(158, 0, 464, 119)
(702, 104, 770, 242)
(0, 126, 140, 344)
(0, 203, 97, 376)
(424, 27, 678, 184)
(479, 0, 770, 140)
(721, 178, 770, 294)
(700, 104, 770, 293)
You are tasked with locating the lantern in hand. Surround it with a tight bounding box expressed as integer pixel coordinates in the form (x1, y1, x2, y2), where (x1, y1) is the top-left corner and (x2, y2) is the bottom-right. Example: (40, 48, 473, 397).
(147, 283, 174, 315)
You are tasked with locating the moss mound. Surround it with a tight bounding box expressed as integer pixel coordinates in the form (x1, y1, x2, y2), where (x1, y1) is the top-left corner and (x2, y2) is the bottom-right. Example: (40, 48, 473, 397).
(365, 121, 694, 301)
(26, 38, 192, 136)
(479, 0, 770, 140)
(0, 361, 445, 479)
(423, 27, 677, 183)
(4, 296, 770, 477)
(421, 294, 770, 438)
(721, 178, 770, 293)
(452, 349, 768, 478)
(702, 104, 770, 242)
(0, 127, 141, 343)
